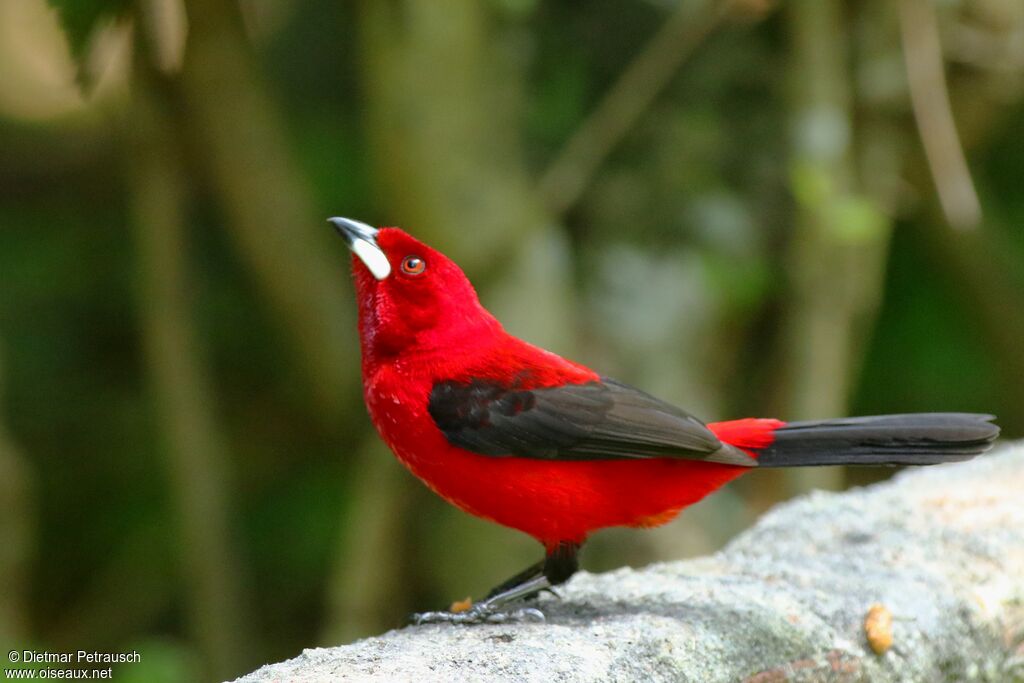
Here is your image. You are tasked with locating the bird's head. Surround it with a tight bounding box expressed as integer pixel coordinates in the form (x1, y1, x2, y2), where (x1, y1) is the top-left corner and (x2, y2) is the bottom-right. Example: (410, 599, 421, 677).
(329, 217, 500, 361)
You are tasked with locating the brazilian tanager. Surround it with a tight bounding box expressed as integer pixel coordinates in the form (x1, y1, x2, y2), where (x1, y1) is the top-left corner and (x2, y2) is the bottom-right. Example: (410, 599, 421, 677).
(329, 217, 999, 624)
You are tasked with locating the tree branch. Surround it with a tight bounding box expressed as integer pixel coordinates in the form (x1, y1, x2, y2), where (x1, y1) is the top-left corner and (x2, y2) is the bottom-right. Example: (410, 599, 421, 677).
(899, 0, 982, 230)
(538, 0, 736, 216)
(128, 68, 251, 679)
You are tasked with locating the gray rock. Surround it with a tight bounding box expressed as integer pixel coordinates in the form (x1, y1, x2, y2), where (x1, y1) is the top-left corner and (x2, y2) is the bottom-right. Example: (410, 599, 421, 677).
(234, 444, 1024, 683)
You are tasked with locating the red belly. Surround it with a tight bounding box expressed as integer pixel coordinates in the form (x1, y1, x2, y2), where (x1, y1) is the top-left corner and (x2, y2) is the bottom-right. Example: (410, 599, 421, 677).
(391, 436, 747, 548)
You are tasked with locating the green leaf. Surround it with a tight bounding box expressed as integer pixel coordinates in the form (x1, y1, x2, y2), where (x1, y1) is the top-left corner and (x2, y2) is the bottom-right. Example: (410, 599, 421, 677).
(47, 0, 132, 65)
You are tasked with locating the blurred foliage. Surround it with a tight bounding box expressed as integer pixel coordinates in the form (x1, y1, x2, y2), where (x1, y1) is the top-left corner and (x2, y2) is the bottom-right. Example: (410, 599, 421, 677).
(47, 0, 132, 66)
(0, 0, 1022, 680)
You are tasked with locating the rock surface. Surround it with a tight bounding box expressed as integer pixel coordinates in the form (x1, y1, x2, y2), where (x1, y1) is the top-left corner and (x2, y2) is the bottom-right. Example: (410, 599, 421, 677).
(234, 445, 1024, 683)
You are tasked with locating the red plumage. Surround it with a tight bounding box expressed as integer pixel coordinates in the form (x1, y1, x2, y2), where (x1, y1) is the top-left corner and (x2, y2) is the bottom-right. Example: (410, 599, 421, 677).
(707, 418, 786, 454)
(354, 228, 784, 548)
(337, 222, 996, 619)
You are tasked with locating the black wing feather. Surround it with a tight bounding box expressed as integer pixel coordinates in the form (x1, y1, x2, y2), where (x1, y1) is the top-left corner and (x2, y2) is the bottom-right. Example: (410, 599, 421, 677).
(428, 377, 754, 466)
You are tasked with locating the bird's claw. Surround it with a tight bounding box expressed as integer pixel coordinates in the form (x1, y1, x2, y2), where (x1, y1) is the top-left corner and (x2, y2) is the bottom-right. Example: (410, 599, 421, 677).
(411, 604, 545, 625)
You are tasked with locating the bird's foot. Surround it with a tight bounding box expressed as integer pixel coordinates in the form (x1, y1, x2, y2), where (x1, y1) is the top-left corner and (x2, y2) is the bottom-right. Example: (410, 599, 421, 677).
(412, 573, 552, 625)
(411, 602, 545, 625)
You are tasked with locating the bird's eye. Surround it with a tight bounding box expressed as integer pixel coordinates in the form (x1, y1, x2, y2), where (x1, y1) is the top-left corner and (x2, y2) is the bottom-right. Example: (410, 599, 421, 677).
(401, 255, 426, 276)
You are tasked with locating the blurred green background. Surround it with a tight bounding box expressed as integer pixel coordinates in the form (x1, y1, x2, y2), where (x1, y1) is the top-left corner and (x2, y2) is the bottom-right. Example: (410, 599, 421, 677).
(1, 0, 1022, 680)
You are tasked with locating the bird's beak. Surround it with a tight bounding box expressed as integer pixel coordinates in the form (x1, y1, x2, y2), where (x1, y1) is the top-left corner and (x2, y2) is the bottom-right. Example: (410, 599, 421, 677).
(328, 216, 391, 280)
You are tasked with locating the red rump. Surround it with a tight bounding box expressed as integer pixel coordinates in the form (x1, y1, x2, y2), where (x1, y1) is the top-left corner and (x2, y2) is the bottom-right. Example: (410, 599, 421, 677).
(707, 418, 785, 455)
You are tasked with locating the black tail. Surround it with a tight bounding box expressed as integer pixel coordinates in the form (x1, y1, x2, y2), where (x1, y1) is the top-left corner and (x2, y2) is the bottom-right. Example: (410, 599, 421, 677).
(756, 413, 999, 468)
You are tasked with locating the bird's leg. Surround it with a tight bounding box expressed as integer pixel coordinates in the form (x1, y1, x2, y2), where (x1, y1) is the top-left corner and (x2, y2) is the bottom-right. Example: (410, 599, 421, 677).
(542, 541, 581, 586)
(412, 542, 580, 625)
(484, 559, 544, 599)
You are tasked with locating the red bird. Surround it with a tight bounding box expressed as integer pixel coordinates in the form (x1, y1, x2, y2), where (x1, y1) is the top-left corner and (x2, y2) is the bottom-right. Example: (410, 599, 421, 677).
(330, 217, 999, 624)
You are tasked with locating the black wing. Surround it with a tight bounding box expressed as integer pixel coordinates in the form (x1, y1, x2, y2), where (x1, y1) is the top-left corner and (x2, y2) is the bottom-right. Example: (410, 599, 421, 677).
(427, 377, 755, 466)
